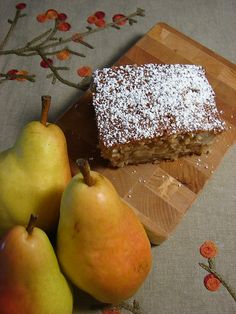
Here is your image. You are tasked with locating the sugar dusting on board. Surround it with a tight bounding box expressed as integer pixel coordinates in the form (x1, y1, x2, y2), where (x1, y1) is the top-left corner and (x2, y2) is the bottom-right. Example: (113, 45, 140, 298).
(92, 64, 225, 148)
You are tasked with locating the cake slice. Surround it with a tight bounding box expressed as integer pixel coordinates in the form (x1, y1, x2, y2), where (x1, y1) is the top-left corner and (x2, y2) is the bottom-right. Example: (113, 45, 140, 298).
(92, 64, 226, 167)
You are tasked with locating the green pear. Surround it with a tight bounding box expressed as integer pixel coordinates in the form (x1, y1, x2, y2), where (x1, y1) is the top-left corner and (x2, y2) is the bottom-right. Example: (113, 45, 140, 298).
(0, 96, 71, 237)
(57, 159, 152, 304)
(0, 214, 73, 314)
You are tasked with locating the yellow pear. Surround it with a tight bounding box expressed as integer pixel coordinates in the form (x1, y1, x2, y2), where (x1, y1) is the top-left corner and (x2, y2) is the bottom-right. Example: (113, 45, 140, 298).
(0, 96, 71, 237)
(0, 215, 73, 314)
(57, 159, 152, 304)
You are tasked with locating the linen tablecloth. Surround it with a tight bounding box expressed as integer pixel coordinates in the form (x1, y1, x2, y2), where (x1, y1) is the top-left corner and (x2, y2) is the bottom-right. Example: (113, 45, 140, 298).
(0, 1, 235, 313)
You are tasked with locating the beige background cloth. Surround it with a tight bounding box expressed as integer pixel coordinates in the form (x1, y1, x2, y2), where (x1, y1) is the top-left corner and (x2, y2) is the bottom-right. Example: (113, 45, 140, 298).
(0, 1, 235, 313)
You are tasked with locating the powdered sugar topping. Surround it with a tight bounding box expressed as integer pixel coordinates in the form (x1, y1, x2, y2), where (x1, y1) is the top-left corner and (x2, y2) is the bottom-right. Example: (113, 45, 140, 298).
(92, 64, 225, 148)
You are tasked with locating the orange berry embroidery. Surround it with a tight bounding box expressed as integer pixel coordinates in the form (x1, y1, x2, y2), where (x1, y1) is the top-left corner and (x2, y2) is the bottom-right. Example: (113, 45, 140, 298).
(56, 50, 71, 61)
(112, 14, 127, 26)
(200, 241, 218, 259)
(77, 66, 92, 77)
(57, 22, 71, 31)
(87, 15, 97, 24)
(204, 274, 221, 291)
(95, 19, 106, 27)
(37, 13, 47, 23)
(45, 9, 58, 20)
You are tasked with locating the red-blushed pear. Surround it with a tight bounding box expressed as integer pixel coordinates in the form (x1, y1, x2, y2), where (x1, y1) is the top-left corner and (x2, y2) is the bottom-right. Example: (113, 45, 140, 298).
(0, 96, 71, 237)
(57, 159, 152, 304)
(0, 214, 73, 314)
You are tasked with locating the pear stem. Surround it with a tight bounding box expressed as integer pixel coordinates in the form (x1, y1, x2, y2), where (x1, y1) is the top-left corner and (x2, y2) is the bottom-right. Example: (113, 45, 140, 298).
(26, 214, 38, 235)
(41, 95, 51, 126)
(76, 159, 95, 186)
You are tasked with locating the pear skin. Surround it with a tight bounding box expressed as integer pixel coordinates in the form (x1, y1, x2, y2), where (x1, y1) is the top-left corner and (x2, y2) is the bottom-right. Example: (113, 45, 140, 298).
(57, 160, 152, 304)
(0, 96, 71, 236)
(0, 215, 73, 314)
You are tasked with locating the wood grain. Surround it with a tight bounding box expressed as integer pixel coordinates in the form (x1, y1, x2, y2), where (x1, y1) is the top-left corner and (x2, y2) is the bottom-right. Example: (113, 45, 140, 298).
(57, 23, 236, 245)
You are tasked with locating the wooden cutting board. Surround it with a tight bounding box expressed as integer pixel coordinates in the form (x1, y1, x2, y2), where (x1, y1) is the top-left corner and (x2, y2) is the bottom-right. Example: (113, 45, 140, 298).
(57, 23, 236, 245)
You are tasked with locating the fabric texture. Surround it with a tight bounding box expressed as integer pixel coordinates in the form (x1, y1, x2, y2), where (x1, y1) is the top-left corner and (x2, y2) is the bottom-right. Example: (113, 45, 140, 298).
(0, 1, 235, 313)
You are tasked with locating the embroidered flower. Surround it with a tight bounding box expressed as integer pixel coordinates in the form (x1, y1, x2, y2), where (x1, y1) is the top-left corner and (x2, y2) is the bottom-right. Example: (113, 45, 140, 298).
(45, 9, 58, 20)
(77, 66, 92, 77)
(40, 58, 53, 68)
(94, 11, 105, 19)
(57, 22, 71, 31)
(56, 50, 71, 61)
(15, 3, 26, 10)
(87, 15, 97, 24)
(36, 13, 47, 23)
(95, 19, 106, 27)
(200, 241, 218, 259)
(204, 274, 221, 291)
(7, 69, 18, 80)
(112, 14, 127, 26)
(1, 4, 145, 90)
(58, 13, 67, 21)
(87, 11, 106, 27)
(199, 241, 236, 300)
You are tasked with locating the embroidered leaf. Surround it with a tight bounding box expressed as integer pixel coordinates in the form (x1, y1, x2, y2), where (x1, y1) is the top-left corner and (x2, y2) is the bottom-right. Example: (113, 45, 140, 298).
(208, 258, 215, 269)
(15, 70, 28, 81)
(0, 4, 145, 90)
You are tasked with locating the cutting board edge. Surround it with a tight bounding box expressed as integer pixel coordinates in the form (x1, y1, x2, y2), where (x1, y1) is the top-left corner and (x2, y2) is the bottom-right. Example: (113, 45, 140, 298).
(153, 22, 236, 70)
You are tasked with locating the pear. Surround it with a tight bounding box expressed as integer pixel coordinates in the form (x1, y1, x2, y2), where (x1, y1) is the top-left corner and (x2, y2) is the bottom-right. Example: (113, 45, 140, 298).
(0, 96, 71, 237)
(0, 214, 73, 314)
(57, 159, 152, 304)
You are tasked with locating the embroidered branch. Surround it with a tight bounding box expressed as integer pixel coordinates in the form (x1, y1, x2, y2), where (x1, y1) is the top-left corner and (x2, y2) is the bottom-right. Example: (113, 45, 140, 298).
(0, 3, 145, 90)
(199, 241, 236, 302)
